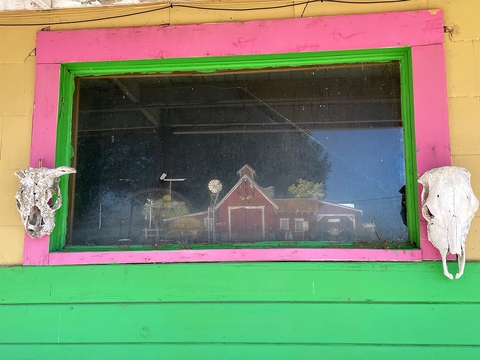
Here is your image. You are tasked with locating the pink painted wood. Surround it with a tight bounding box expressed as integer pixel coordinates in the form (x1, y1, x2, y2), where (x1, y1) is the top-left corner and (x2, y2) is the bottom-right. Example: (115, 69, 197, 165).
(24, 64, 62, 265)
(411, 44, 453, 260)
(48, 248, 422, 265)
(26, 10, 449, 265)
(35, 11, 444, 64)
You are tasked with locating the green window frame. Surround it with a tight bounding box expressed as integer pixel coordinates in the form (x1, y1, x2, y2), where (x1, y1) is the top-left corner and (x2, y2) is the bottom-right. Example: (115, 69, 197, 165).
(52, 47, 419, 252)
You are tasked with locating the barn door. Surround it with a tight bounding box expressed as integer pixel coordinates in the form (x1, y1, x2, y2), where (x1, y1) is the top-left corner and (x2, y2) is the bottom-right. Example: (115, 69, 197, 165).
(230, 207, 264, 241)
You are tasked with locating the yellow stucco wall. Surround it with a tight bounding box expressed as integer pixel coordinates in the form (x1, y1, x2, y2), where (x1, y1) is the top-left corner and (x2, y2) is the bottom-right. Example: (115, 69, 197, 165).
(0, 0, 479, 265)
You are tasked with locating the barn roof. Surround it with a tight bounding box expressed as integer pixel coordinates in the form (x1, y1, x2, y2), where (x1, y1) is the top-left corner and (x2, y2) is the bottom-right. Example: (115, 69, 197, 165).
(275, 198, 321, 213)
(275, 198, 363, 214)
(215, 174, 279, 210)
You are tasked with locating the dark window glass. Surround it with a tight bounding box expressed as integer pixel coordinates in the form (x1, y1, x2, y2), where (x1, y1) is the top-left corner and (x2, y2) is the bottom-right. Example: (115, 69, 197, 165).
(69, 63, 408, 247)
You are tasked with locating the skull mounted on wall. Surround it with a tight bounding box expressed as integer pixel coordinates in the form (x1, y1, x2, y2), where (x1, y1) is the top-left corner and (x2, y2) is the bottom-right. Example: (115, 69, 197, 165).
(419, 166, 479, 279)
(15, 166, 76, 238)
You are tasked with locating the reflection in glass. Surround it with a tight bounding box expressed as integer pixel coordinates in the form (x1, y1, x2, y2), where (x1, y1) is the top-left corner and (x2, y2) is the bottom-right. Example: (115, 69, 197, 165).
(69, 63, 409, 247)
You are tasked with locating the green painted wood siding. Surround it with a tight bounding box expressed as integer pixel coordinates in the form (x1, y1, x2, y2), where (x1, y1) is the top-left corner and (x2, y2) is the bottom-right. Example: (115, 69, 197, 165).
(1, 262, 480, 359)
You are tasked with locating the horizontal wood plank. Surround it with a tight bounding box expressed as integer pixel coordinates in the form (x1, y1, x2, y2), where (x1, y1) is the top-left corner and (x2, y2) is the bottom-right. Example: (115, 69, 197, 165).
(2, 344, 480, 360)
(2, 303, 480, 346)
(1, 262, 479, 304)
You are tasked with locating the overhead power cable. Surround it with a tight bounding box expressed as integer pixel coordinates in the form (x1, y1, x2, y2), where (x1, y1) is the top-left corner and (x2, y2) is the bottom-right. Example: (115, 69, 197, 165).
(0, 0, 410, 27)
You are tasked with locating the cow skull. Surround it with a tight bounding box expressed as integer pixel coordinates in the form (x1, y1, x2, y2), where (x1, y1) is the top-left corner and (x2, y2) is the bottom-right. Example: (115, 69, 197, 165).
(418, 166, 479, 279)
(15, 166, 76, 238)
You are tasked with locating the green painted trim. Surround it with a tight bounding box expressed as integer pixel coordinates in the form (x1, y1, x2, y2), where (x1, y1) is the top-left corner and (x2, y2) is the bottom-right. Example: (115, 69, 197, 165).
(2, 261, 480, 358)
(2, 302, 480, 345)
(399, 48, 420, 247)
(63, 48, 410, 76)
(3, 344, 480, 360)
(52, 66, 76, 252)
(2, 262, 480, 305)
(54, 47, 418, 251)
(60, 241, 417, 253)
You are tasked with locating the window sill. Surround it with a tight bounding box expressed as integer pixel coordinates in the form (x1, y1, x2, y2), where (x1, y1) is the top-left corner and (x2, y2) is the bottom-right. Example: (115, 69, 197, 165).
(60, 241, 417, 252)
(44, 248, 422, 265)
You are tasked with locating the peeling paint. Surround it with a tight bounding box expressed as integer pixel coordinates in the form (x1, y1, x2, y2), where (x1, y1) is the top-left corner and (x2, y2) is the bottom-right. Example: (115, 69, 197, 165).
(0, 0, 141, 11)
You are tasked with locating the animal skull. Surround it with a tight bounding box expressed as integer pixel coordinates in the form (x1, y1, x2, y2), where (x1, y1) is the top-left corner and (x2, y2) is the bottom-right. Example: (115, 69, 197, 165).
(419, 166, 479, 279)
(15, 166, 76, 238)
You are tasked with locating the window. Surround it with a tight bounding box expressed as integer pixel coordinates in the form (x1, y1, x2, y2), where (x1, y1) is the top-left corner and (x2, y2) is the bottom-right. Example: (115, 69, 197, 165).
(295, 219, 308, 232)
(280, 219, 290, 231)
(70, 59, 406, 247)
(25, 10, 450, 265)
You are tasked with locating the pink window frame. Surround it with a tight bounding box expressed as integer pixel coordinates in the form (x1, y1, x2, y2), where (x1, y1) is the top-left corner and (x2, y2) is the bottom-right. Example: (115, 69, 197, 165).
(24, 10, 450, 265)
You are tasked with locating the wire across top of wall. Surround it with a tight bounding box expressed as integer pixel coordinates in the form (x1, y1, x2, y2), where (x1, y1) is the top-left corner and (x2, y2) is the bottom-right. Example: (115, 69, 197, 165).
(0, 0, 410, 27)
